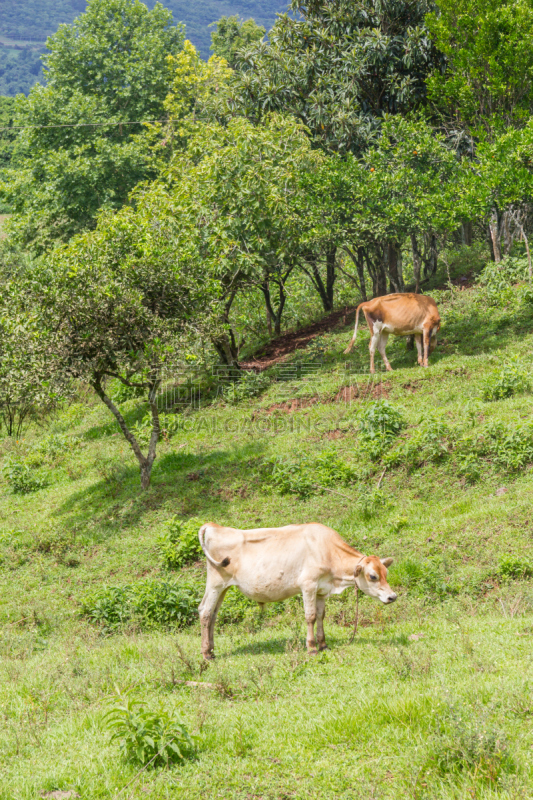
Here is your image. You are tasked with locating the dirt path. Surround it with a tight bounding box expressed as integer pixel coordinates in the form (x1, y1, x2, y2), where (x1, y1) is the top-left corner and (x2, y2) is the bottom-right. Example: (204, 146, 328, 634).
(240, 305, 356, 370)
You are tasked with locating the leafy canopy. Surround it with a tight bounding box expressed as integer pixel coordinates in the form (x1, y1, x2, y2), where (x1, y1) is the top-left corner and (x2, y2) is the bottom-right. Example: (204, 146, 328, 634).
(426, 0, 533, 135)
(233, 0, 443, 154)
(210, 15, 265, 69)
(1, 0, 184, 251)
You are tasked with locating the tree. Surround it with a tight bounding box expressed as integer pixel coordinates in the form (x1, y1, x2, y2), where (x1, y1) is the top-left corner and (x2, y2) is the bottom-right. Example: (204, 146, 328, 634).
(167, 114, 324, 359)
(233, 0, 442, 156)
(230, 0, 444, 304)
(29, 185, 219, 489)
(0, 0, 184, 252)
(426, 0, 533, 260)
(306, 118, 466, 296)
(0, 97, 17, 175)
(426, 0, 533, 137)
(210, 15, 265, 69)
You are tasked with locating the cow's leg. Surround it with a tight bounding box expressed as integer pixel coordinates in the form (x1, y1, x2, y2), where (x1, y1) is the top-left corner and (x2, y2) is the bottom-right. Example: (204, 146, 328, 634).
(415, 334, 423, 366)
(377, 330, 392, 372)
(302, 584, 318, 654)
(368, 320, 381, 375)
(199, 582, 226, 660)
(316, 596, 327, 651)
(422, 327, 431, 367)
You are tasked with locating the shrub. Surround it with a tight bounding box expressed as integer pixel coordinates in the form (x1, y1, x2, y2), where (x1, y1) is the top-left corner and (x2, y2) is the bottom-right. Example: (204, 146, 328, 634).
(105, 691, 195, 768)
(478, 255, 528, 306)
(456, 420, 533, 474)
(482, 359, 531, 401)
(222, 370, 271, 404)
(455, 452, 483, 484)
(157, 517, 204, 570)
(498, 556, 533, 581)
(386, 412, 450, 470)
(81, 580, 201, 631)
(358, 401, 405, 458)
(355, 485, 389, 518)
(2, 458, 47, 494)
(265, 450, 356, 498)
(33, 432, 80, 461)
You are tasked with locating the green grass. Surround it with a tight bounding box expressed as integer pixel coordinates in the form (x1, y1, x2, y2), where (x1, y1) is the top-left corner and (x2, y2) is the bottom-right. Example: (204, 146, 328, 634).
(2, 264, 533, 798)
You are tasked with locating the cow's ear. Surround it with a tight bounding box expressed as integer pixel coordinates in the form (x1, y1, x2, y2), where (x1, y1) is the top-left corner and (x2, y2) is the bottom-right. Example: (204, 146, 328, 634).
(354, 564, 364, 576)
(381, 557, 393, 568)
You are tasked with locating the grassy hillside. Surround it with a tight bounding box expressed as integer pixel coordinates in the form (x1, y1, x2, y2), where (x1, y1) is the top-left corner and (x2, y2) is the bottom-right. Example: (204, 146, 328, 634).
(0, 0, 286, 95)
(2, 250, 533, 798)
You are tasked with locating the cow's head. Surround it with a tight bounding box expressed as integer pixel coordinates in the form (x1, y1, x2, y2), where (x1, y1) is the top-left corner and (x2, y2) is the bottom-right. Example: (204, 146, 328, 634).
(355, 556, 397, 604)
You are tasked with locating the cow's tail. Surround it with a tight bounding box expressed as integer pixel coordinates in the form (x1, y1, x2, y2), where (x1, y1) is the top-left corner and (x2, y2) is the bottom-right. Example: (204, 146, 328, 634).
(199, 524, 230, 568)
(344, 302, 365, 354)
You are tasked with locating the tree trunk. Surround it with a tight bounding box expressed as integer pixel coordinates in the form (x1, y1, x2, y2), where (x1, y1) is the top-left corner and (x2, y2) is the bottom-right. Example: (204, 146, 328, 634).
(489, 208, 502, 263)
(366, 244, 388, 297)
(265, 283, 273, 336)
(422, 233, 438, 278)
(461, 221, 473, 247)
(301, 250, 335, 312)
(386, 241, 404, 293)
(92, 375, 160, 490)
(343, 246, 368, 302)
(211, 289, 240, 366)
(411, 234, 421, 293)
(325, 246, 336, 310)
(212, 334, 240, 367)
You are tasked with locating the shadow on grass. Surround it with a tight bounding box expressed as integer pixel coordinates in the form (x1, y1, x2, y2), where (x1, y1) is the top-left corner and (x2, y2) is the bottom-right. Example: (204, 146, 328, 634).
(52, 439, 268, 539)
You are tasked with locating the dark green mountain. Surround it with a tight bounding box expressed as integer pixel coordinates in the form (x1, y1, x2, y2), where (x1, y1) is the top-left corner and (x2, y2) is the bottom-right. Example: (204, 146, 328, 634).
(0, 0, 285, 95)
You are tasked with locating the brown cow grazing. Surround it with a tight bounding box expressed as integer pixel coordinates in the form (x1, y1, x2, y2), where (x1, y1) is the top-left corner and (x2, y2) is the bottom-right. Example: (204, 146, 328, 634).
(344, 293, 441, 373)
(198, 522, 396, 660)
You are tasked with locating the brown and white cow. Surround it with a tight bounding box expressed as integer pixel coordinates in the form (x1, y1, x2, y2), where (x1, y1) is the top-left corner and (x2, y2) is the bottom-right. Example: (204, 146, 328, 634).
(198, 522, 396, 660)
(344, 293, 441, 373)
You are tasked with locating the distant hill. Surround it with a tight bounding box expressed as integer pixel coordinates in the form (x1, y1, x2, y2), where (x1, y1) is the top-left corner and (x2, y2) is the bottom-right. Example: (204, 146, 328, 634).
(0, 0, 286, 96)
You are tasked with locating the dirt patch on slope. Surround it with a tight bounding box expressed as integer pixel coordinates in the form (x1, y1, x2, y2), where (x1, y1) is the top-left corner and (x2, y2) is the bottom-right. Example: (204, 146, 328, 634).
(240, 306, 356, 370)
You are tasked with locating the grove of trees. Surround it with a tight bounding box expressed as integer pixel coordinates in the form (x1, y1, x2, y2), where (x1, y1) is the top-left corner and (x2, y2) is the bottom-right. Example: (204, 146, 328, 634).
(1, 0, 533, 486)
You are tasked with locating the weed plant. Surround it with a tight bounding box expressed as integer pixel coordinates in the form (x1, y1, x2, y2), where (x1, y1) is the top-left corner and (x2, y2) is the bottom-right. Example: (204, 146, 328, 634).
(105, 690, 196, 768)
(157, 516, 204, 569)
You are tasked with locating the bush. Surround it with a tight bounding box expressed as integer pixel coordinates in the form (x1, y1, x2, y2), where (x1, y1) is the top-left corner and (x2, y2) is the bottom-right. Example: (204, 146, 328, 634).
(265, 449, 356, 498)
(81, 579, 202, 631)
(355, 485, 390, 518)
(222, 370, 271, 404)
(358, 401, 405, 458)
(36, 432, 80, 459)
(2, 458, 47, 494)
(498, 556, 533, 581)
(478, 255, 528, 306)
(456, 420, 533, 474)
(105, 691, 195, 768)
(386, 412, 450, 470)
(481, 359, 531, 401)
(157, 517, 204, 570)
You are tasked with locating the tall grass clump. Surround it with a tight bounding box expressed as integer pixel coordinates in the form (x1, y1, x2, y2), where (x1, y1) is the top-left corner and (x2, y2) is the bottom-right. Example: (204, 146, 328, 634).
(358, 400, 405, 458)
(157, 516, 204, 570)
(481, 359, 531, 401)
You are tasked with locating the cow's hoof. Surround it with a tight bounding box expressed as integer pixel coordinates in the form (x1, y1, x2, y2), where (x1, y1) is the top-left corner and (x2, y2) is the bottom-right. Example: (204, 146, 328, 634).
(202, 653, 215, 662)
(308, 648, 318, 656)
(318, 644, 328, 652)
